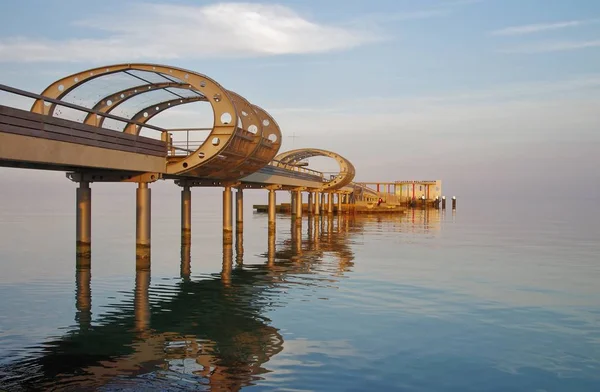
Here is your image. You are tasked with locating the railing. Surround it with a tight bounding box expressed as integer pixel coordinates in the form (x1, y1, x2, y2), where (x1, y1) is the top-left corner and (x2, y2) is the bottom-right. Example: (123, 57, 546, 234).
(0, 84, 193, 155)
(268, 159, 324, 179)
(165, 127, 212, 156)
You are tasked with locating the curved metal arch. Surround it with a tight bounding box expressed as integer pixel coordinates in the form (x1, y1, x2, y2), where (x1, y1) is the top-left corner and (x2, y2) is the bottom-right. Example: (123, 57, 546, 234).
(124, 96, 206, 135)
(208, 90, 268, 180)
(252, 104, 282, 152)
(30, 63, 239, 176)
(274, 148, 355, 191)
(83, 82, 206, 127)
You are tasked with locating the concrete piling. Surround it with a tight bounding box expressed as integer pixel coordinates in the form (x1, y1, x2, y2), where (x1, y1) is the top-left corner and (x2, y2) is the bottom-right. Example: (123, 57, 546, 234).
(76, 181, 91, 261)
(181, 185, 191, 244)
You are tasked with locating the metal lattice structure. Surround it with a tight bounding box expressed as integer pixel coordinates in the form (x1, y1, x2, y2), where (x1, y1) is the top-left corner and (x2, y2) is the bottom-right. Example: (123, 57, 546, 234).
(30, 63, 282, 181)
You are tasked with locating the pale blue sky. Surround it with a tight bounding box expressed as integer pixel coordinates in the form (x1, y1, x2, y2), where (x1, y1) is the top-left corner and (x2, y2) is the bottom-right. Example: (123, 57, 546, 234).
(1, 0, 599, 198)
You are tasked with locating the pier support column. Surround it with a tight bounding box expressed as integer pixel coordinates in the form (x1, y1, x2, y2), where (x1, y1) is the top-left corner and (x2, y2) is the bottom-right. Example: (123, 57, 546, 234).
(136, 182, 151, 264)
(76, 181, 91, 261)
(442, 196, 446, 210)
(295, 190, 303, 221)
(452, 196, 457, 210)
(236, 187, 244, 233)
(308, 192, 314, 215)
(321, 193, 326, 212)
(291, 191, 297, 217)
(337, 193, 342, 214)
(223, 186, 233, 244)
(181, 185, 191, 245)
(314, 192, 320, 216)
(327, 193, 334, 214)
(268, 189, 276, 233)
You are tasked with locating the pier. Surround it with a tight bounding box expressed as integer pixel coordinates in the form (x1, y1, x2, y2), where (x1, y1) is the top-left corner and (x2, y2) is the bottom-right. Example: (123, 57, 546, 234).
(0, 62, 449, 264)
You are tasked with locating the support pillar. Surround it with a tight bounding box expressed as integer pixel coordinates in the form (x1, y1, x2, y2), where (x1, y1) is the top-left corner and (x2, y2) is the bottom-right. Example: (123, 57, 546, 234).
(76, 181, 91, 261)
(308, 192, 314, 215)
(295, 190, 303, 220)
(337, 193, 342, 214)
(268, 189, 276, 233)
(136, 182, 151, 264)
(291, 191, 297, 216)
(181, 185, 191, 245)
(236, 187, 243, 233)
(321, 193, 326, 212)
(223, 186, 233, 244)
(314, 192, 320, 216)
(327, 193, 334, 214)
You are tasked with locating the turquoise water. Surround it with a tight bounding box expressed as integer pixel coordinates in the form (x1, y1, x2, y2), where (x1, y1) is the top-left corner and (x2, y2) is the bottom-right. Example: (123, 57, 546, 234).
(0, 192, 599, 391)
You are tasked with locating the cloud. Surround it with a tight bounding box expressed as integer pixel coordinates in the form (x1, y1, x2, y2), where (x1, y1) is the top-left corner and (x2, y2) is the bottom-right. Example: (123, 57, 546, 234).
(498, 40, 600, 53)
(0, 3, 380, 63)
(490, 20, 590, 36)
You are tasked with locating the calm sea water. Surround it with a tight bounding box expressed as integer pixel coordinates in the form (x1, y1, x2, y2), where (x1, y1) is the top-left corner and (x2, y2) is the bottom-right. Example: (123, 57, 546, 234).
(0, 189, 599, 391)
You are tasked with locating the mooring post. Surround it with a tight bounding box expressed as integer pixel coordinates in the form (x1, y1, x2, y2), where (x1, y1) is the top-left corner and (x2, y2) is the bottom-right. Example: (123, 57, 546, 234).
(314, 192, 320, 216)
(181, 185, 191, 245)
(295, 190, 303, 221)
(452, 196, 457, 210)
(236, 187, 244, 233)
(223, 186, 233, 244)
(308, 192, 314, 215)
(442, 196, 446, 210)
(268, 189, 276, 233)
(76, 181, 92, 262)
(136, 182, 151, 264)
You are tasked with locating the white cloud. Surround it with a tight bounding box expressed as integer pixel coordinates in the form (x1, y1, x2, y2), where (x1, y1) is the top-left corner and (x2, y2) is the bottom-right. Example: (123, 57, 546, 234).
(0, 3, 380, 63)
(490, 20, 589, 36)
(498, 40, 600, 53)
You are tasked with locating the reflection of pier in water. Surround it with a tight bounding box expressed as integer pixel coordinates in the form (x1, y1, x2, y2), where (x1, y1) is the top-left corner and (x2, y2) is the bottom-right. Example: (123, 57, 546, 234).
(2, 215, 372, 391)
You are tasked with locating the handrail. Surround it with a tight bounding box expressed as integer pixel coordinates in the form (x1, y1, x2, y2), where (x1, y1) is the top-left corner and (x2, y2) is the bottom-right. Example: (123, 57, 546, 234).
(0, 84, 168, 135)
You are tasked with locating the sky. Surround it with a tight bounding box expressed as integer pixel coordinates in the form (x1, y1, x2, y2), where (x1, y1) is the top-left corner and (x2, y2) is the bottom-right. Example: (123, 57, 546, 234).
(1, 0, 599, 200)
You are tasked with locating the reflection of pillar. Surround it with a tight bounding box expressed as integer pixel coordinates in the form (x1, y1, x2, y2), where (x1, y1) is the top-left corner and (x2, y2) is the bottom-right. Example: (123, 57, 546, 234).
(295, 190, 302, 222)
(267, 229, 276, 267)
(223, 186, 233, 244)
(134, 267, 150, 332)
(327, 215, 333, 242)
(76, 181, 91, 260)
(181, 185, 191, 245)
(222, 243, 233, 287)
(75, 265, 91, 330)
(337, 193, 342, 214)
(180, 242, 191, 281)
(236, 187, 243, 233)
(136, 182, 151, 266)
(313, 216, 320, 251)
(327, 193, 334, 214)
(314, 192, 320, 215)
(293, 220, 302, 256)
(235, 230, 244, 265)
(308, 192, 313, 215)
(268, 189, 276, 233)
